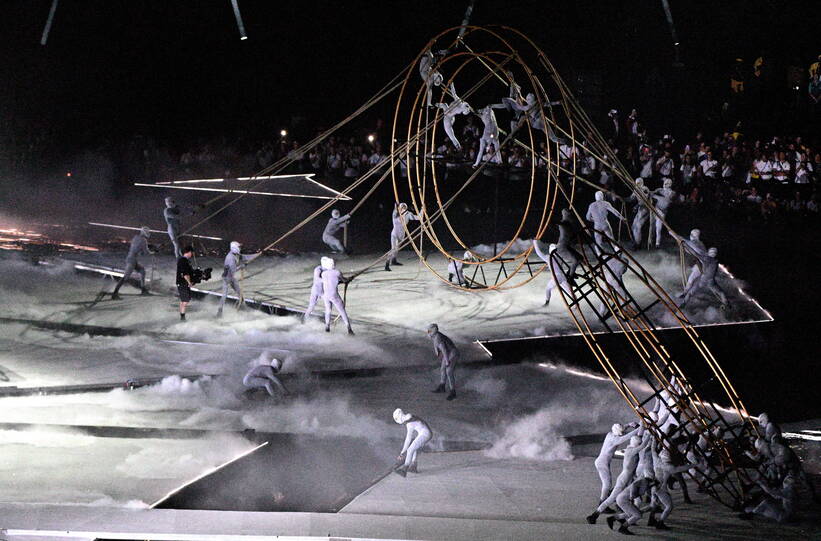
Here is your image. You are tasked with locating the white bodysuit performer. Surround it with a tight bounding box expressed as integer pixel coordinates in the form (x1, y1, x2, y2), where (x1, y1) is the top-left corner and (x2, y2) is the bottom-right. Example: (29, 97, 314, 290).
(322, 209, 350, 253)
(473, 105, 502, 167)
(447, 251, 471, 286)
(419, 48, 444, 107)
(500, 92, 563, 143)
(243, 357, 288, 397)
(112, 227, 153, 299)
(598, 253, 629, 317)
(217, 241, 253, 318)
(555, 208, 580, 277)
(674, 229, 707, 295)
(393, 408, 432, 477)
(320, 256, 353, 335)
(436, 83, 472, 151)
(385, 202, 420, 271)
(628, 179, 651, 247)
(650, 179, 681, 248)
(302, 263, 324, 323)
(587, 435, 650, 523)
(532, 240, 572, 306)
(427, 323, 459, 400)
(163, 197, 183, 258)
(586, 191, 625, 254)
(679, 247, 728, 309)
(594, 423, 640, 503)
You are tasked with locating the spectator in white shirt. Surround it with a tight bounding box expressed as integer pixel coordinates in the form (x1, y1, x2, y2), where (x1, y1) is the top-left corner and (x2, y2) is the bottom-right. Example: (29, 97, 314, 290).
(795, 153, 812, 184)
(700, 151, 719, 180)
(754, 153, 773, 182)
(772, 151, 791, 184)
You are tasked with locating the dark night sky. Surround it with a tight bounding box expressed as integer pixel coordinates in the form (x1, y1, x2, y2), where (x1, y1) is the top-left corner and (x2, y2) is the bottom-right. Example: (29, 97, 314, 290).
(1, 1, 819, 149)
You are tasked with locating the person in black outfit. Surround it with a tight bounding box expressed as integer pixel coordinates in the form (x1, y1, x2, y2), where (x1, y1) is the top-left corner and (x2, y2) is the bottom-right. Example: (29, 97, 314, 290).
(176, 245, 195, 321)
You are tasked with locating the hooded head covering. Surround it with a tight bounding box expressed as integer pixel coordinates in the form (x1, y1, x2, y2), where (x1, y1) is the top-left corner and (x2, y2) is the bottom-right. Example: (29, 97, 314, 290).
(321, 256, 335, 270)
(140, 226, 151, 238)
(230, 241, 241, 254)
(331, 209, 341, 219)
(393, 408, 411, 424)
(165, 197, 175, 208)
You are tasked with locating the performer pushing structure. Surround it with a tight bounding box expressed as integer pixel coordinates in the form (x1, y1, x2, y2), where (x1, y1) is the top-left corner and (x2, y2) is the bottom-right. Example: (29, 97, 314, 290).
(385, 202, 420, 271)
(678, 247, 728, 309)
(447, 251, 471, 286)
(587, 434, 651, 524)
(322, 209, 350, 254)
(627, 178, 651, 248)
(392, 408, 432, 477)
(112, 226, 153, 300)
(302, 260, 325, 323)
(216, 241, 255, 318)
(163, 197, 183, 258)
(532, 240, 572, 306)
(594, 423, 639, 505)
(243, 356, 288, 398)
(427, 323, 459, 400)
(672, 228, 707, 295)
(320, 257, 354, 335)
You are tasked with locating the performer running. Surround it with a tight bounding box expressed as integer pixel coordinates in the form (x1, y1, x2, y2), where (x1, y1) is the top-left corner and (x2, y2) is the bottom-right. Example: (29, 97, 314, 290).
(112, 226, 153, 300)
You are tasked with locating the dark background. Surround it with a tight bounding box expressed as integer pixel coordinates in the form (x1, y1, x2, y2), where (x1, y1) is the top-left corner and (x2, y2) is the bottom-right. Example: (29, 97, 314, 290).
(1, 0, 819, 163)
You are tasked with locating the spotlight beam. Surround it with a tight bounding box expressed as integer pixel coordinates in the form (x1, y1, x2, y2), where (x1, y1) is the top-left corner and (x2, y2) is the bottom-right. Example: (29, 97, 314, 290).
(40, 0, 59, 46)
(230, 0, 248, 40)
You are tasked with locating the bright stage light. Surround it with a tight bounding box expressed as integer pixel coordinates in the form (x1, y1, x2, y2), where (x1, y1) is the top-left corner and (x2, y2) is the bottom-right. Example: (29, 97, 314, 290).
(367, 134, 375, 143)
(280, 129, 287, 137)
(230, 0, 248, 41)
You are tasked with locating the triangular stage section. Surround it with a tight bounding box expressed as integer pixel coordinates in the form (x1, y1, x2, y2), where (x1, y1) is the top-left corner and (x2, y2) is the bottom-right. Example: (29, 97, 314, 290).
(135, 173, 351, 201)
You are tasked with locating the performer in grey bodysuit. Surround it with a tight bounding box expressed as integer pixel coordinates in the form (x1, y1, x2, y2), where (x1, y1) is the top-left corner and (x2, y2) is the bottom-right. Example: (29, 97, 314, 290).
(532, 240, 572, 306)
(393, 408, 432, 477)
(163, 197, 183, 258)
(322, 209, 350, 253)
(628, 178, 651, 247)
(385, 202, 420, 271)
(587, 434, 650, 524)
(112, 226, 153, 299)
(427, 323, 459, 400)
(217, 241, 254, 318)
(436, 83, 472, 151)
(555, 208, 580, 278)
(243, 357, 288, 397)
(672, 228, 707, 296)
(419, 48, 444, 107)
(679, 247, 728, 309)
(320, 257, 353, 335)
(594, 423, 639, 504)
(302, 262, 324, 323)
(585, 191, 625, 255)
(473, 105, 502, 167)
(500, 92, 563, 143)
(650, 179, 681, 248)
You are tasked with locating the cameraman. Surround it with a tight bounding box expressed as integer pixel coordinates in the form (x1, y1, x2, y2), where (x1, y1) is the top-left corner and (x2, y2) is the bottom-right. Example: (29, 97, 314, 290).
(176, 245, 195, 321)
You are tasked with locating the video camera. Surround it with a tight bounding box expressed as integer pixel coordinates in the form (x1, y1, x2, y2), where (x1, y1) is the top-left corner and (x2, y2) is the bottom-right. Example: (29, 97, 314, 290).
(191, 267, 212, 285)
